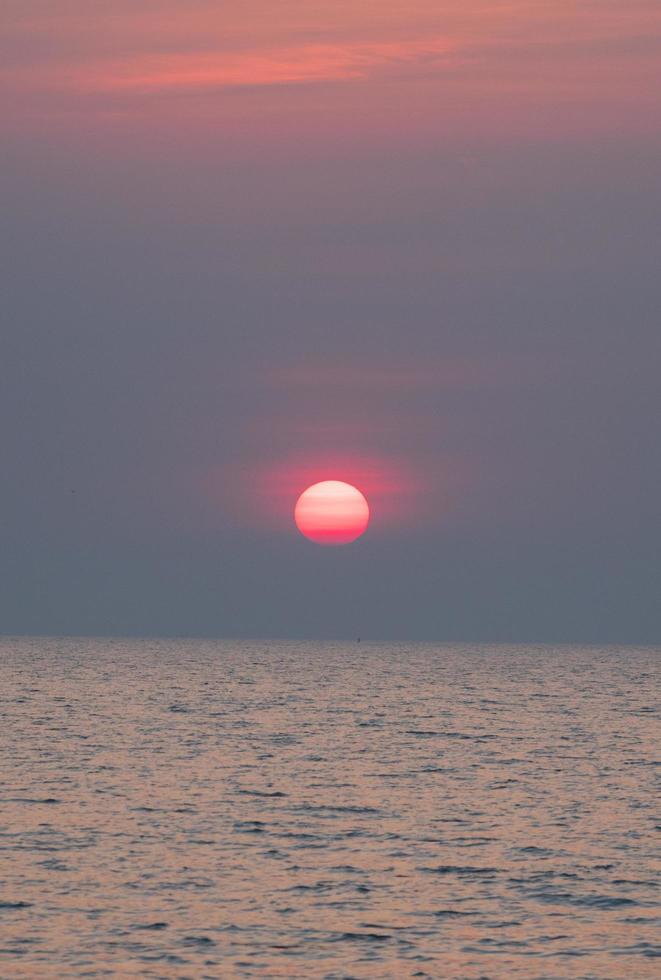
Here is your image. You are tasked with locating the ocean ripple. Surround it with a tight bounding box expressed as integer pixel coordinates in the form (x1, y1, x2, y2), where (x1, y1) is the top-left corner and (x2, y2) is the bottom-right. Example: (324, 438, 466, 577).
(0, 637, 658, 977)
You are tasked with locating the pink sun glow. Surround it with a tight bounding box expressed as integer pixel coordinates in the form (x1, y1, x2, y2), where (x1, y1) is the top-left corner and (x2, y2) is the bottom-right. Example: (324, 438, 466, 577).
(294, 481, 370, 545)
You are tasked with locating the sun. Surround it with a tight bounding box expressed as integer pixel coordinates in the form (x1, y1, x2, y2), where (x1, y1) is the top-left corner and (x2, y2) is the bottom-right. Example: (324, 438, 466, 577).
(294, 481, 370, 545)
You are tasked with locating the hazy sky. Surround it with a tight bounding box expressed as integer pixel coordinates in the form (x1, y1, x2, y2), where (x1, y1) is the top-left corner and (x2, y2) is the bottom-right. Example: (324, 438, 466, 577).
(2, 1, 660, 641)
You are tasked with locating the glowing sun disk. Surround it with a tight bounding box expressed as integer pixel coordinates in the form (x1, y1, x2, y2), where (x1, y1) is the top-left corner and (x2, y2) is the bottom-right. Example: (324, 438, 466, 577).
(294, 481, 369, 545)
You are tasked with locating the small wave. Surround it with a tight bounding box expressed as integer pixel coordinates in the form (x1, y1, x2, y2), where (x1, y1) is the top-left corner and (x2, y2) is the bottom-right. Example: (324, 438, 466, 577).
(234, 820, 267, 833)
(291, 804, 383, 815)
(613, 943, 660, 958)
(529, 891, 639, 908)
(3, 797, 60, 805)
(420, 865, 499, 877)
(238, 789, 287, 798)
(286, 882, 334, 894)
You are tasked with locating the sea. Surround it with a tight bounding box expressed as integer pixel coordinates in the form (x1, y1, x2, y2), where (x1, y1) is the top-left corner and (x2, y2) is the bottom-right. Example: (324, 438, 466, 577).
(1, 637, 658, 978)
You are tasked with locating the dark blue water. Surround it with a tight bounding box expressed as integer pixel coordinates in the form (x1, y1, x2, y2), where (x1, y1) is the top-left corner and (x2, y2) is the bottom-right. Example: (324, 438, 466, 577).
(1, 638, 658, 977)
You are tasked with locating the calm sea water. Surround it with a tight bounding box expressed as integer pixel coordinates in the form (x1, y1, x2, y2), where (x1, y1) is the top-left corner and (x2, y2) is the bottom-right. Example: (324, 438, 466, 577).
(0, 638, 658, 978)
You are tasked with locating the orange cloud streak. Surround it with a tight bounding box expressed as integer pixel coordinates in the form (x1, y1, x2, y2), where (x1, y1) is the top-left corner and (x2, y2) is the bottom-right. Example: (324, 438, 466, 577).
(2, 0, 660, 141)
(22, 39, 456, 95)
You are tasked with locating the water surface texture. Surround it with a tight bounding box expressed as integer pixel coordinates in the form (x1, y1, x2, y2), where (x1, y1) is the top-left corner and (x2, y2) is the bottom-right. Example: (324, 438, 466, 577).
(1, 638, 659, 978)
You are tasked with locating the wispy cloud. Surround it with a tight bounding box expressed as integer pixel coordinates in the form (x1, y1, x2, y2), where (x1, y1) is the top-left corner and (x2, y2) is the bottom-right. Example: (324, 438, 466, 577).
(29, 38, 456, 96)
(269, 355, 542, 393)
(2, 0, 659, 129)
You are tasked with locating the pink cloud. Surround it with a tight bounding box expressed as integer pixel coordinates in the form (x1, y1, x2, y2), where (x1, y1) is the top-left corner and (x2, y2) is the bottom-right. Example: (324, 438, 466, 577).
(2, 0, 659, 142)
(15, 38, 456, 96)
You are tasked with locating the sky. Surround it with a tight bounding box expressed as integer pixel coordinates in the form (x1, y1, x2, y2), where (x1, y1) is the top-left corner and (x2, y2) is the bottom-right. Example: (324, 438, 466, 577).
(2, 1, 660, 642)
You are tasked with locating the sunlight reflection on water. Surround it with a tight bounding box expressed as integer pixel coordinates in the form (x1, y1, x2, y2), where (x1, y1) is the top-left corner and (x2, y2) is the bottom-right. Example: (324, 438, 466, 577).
(1, 638, 659, 977)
